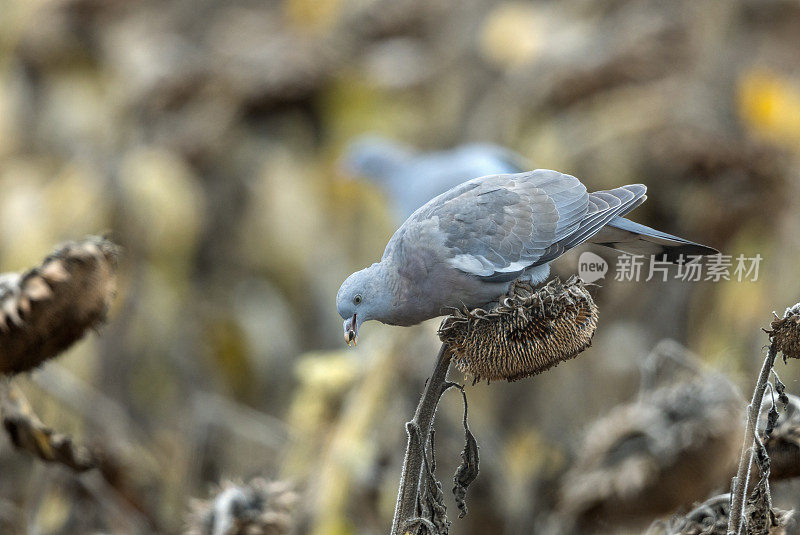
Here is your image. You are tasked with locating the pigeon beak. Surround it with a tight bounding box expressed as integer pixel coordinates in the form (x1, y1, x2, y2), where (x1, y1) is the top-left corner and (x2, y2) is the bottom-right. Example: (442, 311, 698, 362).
(344, 314, 358, 347)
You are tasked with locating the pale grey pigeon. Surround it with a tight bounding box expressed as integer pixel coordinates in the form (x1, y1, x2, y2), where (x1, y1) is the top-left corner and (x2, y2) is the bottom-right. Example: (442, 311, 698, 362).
(337, 169, 717, 345)
(341, 135, 527, 219)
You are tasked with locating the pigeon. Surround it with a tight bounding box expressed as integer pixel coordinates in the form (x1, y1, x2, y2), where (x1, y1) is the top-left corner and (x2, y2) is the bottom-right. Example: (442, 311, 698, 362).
(341, 135, 527, 220)
(337, 169, 718, 345)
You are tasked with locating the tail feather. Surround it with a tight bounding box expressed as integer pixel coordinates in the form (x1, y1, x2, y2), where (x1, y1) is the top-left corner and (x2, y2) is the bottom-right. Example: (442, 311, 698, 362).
(591, 216, 718, 262)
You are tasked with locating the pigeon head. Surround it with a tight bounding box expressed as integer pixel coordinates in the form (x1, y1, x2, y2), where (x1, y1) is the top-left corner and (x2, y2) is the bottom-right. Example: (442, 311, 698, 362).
(341, 136, 412, 183)
(336, 263, 394, 346)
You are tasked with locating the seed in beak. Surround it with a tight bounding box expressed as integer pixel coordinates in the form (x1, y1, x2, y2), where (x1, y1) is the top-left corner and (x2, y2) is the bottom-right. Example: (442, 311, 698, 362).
(345, 330, 357, 346)
(343, 313, 358, 347)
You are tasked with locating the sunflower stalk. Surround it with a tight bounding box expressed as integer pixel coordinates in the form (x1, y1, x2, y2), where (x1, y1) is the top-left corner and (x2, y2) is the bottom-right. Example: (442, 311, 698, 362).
(727, 343, 776, 535)
(728, 301, 800, 535)
(391, 344, 453, 535)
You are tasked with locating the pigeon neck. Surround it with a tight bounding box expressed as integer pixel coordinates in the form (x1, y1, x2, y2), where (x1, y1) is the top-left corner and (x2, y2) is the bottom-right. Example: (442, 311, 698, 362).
(371, 261, 399, 295)
(367, 262, 406, 325)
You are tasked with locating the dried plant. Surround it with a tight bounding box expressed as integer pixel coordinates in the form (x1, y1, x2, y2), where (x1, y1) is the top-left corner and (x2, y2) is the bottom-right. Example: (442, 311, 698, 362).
(0, 236, 154, 530)
(391, 277, 597, 535)
(727, 303, 800, 535)
(0, 236, 119, 375)
(764, 394, 800, 481)
(0, 235, 121, 473)
(185, 478, 298, 535)
(558, 341, 743, 530)
(768, 303, 800, 362)
(438, 277, 598, 382)
(647, 493, 793, 535)
(0, 381, 99, 472)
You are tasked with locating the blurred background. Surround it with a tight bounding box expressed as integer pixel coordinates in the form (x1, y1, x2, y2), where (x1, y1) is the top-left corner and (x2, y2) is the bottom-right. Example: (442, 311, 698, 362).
(1, 0, 800, 533)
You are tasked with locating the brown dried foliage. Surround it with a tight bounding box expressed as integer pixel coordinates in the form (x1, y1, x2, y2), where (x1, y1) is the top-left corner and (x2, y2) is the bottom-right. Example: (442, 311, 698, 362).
(764, 394, 800, 481)
(560, 342, 743, 530)
(0, 236, 119, 375)
(649, 493, 793, 535)
(0, 382, 97, 472)
(185, 478, 297, 535)
(767, 304, 800, 362)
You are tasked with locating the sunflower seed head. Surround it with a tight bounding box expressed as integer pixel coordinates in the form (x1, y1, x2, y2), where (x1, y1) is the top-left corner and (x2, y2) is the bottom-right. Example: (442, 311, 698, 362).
(768, 303, 800, 361)
(185, 478, 298, 535)
(0, 236, 120, 375)
(438, 276, 598, 382)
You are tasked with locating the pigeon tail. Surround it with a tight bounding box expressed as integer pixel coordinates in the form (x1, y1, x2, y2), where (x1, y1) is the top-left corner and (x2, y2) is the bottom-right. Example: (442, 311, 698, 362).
(590, 216, 719, 262)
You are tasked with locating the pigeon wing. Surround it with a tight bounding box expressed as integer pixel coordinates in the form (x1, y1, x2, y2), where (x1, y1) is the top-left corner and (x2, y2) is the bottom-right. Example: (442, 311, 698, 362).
(383, 170, 647, 283)
(383, 170, 588, 280)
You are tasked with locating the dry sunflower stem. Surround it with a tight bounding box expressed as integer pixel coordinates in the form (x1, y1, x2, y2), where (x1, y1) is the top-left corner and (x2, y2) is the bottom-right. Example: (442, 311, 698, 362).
(185, 478, 298, 535)
(0, 380, 98, 472)
(0, 235, 119, 375)
(390, 345, 453, 535)
(728, 302, 800, 535)
(647, 375, 800, 535)
(0, 373, 162, 531)
(646, 493, 793, 535)
(438, 276, 598, 382)
(407, 381, 477, 535)
(392, 277, 597, 535)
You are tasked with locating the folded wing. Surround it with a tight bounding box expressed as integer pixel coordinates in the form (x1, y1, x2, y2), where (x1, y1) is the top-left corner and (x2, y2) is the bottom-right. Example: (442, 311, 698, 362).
(394, 169, 647, 282)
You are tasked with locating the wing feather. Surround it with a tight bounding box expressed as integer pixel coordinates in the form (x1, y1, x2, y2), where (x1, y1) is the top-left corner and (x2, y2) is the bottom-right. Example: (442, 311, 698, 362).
(382, 170, 647, 282)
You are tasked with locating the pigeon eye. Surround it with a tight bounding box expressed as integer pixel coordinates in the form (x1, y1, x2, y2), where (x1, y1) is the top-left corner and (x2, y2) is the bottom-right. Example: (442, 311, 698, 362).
(353, 294, 362, 305)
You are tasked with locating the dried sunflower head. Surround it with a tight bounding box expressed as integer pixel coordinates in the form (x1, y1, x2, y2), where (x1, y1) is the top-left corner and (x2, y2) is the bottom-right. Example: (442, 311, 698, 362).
(0, 236, 119, 375)
(559, 342, 743, 531)
(648, 493, 793, 535)
(186, 478, 297, 535)
(768, 303, 800, 361)
(438, 276, 598, 382)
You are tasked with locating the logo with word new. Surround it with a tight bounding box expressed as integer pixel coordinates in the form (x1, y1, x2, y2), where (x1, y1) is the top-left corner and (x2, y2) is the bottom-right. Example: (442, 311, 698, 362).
(577, 252, 762, 283)
(578, 251, 608, 283)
